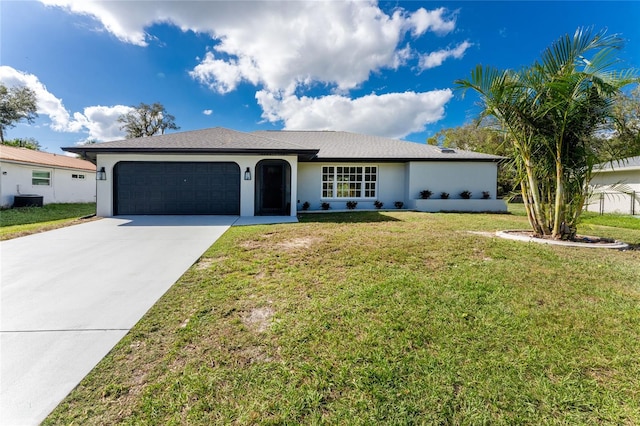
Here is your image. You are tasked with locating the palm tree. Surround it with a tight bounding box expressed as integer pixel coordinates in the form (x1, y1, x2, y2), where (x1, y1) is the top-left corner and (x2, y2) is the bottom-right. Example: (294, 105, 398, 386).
(456, 28, 638, 239)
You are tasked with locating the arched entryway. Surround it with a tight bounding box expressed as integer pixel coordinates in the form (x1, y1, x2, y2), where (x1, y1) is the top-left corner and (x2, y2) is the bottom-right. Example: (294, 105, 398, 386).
(255, 159, 291, 216)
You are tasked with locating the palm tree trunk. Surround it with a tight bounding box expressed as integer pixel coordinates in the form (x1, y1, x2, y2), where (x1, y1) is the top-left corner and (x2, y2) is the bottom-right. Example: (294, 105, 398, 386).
(523, 156, 547, 235)
(552, 158, 565, 238)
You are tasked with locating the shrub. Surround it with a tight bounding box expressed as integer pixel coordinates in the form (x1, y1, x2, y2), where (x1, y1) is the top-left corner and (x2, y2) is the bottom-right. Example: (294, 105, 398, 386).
(419, 190, 433, 199)
(321, 202, 330, 210)
(482, 191, 491, 200)
(346, 201, 358, 210)
(302, 201, 310, 211)
(440, 192, 450, 199)
(374, 200, 384, 209)
(394, 201, 404, 209)
(460, 190, 472, 199)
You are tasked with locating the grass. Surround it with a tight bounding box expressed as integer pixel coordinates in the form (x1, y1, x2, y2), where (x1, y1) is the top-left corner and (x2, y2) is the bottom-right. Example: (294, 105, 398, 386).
(0, 203, 96, 240)
(45, 211, 640, 424)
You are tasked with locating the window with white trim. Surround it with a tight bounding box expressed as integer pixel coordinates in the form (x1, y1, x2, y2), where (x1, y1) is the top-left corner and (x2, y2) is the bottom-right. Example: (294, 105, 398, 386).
(322, 165, 377, 198)
(32, 170, 51, 186)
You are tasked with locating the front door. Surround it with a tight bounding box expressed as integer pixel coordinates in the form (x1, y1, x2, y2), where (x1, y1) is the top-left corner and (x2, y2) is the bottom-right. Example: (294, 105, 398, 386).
(256, 160, 290, 215)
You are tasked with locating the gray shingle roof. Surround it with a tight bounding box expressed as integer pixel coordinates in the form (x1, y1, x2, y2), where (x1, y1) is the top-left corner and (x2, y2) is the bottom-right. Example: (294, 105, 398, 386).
(595, 155, 640, 172)
(62, 127, 503, 162)
(63, 127, 318, 160)
(253, 130, 503, 161)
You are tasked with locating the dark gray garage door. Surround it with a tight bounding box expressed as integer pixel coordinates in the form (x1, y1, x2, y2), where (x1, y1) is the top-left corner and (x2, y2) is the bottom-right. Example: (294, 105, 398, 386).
(114, 162, 240, 215)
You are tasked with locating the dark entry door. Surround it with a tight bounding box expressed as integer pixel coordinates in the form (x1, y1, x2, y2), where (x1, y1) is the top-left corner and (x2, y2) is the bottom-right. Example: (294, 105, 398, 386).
(114, 161, 240, 215)
(256, 161, 290, 215)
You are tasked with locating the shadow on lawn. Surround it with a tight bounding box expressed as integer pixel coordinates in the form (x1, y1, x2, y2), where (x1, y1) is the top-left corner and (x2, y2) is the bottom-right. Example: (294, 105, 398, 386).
(298, 211, 403, 224)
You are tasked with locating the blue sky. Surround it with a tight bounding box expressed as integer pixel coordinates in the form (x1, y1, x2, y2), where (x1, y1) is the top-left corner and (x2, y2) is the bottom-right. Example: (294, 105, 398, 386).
(1, 1, 638, 154)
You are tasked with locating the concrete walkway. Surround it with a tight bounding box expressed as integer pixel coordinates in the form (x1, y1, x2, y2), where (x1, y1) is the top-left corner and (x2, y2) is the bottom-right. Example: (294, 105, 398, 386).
(0, 215, 271, 425)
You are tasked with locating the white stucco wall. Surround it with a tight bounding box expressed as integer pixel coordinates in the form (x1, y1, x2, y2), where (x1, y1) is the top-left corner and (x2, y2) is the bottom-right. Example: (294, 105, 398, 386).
(0, 161, 96, 207)
(296, 162, 405, 210)
(296, 161, 504, 212)
(586, 169, 640, 214)
(95, 154, 298, 217)
(406, 161, 498, 206)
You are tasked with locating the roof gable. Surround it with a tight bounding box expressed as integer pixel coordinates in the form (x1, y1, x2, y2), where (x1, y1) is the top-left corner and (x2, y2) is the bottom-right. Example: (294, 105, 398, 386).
(0, 145, 96, 171)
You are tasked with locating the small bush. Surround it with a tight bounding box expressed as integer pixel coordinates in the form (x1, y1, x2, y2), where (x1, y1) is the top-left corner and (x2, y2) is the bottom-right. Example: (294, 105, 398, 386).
(374, 200, 384, 209)
(419, 190, 433, 199)
(460, 190, 472, 199)
(346, 201, 358, 210)
(302, 201, 310, 211)
(321, 202, 330, 210)
(482, 191, 491, 200)
(394, 201, 404, 209)
(440, 192, 450, 199)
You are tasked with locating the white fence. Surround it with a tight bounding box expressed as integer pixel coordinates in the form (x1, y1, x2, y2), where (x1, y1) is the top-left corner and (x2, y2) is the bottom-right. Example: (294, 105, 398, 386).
(585, 191, 639, 215)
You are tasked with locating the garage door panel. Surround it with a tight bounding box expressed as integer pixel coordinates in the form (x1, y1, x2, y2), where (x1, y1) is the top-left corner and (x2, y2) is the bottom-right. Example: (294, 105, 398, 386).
(115, 162, 240, 215)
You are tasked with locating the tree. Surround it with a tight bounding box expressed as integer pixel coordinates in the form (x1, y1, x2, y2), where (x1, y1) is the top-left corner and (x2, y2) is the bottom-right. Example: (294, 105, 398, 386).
(0, 84, 38, 143)
(456, 28, 639, 239)
(118, 102, 179, 138)
(2, 137, 41, 150)
(608, 85, 640, 159)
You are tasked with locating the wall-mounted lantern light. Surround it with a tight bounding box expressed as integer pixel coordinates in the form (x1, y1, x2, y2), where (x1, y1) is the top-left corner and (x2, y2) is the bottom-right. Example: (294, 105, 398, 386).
(244, 167, 252, 181)
(96, 166, 107, 181)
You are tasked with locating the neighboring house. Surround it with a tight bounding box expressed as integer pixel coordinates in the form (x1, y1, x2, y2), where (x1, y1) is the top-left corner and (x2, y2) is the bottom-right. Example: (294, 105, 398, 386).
(585, 155, 640, 215)
(62, 127, 506, 217)
(0, 145, 97, 208)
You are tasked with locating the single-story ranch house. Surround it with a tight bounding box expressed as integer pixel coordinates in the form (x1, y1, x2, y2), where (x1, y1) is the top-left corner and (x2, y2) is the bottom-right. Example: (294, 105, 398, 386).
(586, 155, 640, 215)
(0, 144, 96, 208)
(63, 127, 506, 217)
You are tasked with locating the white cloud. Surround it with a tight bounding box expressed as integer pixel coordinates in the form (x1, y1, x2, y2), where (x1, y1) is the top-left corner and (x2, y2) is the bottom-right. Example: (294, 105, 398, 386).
(40, 1, 459, 95)
(0, 66, 130, 141)
(407, 7, 457, 36)
(256, 89, 453, 139)
(36, 2, 466, 137)
(202, 109, 213, 116)
(72, 105, 133, 141)
(40, 0, 152, 46)
(418, 41, 473, 70)
(0, 65, 74, 132)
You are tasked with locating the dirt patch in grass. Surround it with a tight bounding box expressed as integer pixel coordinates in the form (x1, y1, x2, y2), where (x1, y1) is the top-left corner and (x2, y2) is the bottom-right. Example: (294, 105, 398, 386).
(194, 255, 229, 270)
(242, 306, 274, 333)
(277, 236, 323, 251)
(239, 235, 322, 252)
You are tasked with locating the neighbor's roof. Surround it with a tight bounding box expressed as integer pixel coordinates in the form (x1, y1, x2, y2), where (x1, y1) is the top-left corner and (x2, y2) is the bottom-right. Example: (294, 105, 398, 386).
(253, 130, 503, 161)
(595, 156, 640, 172)
(63, 127, 319, 161)
(0, 145, 96, 171)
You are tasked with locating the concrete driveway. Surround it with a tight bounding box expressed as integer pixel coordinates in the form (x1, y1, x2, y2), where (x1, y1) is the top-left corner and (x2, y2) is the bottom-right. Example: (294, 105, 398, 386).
(0, 216, 242, 425)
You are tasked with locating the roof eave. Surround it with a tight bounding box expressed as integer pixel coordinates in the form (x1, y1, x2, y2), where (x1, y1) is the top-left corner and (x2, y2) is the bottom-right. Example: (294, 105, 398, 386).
(62, 147, 319, 161)
(302, 156, 504, 163)
(0, 157, 97, 172)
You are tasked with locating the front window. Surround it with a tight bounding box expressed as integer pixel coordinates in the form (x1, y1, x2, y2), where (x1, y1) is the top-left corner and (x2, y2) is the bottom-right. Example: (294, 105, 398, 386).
(32, 170, 51, 186)
(322, 165, 377, 198)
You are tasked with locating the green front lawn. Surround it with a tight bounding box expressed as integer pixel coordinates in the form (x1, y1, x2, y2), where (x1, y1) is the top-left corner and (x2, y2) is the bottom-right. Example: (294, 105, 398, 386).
(0, 203, 96, 239)
(46, 211, 640, 424)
